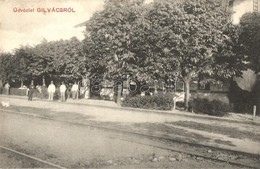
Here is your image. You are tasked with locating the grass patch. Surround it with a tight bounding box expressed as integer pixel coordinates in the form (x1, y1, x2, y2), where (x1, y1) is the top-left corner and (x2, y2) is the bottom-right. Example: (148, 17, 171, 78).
(171, 121, 260, 142)
(214, 139, 235, 146)
(133, 123, 211, 142)
(0, 105, 94, 122)
(2, 105, 51, 115)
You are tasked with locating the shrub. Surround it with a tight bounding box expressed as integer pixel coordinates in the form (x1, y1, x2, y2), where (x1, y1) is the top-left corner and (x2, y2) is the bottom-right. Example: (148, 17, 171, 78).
(9, 87, 52, 100)
(228, 80, 256, 114)
(10, 88, 27, 96)
(122, 95, 173, 110)
(175, 101, 193, 111)
(40, 87, 49, 99)
(191, 98, 233, 117)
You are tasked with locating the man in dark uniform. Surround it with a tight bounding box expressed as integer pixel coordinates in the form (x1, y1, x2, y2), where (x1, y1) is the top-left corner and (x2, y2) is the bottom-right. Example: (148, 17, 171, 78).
(28, 80, 35, 101)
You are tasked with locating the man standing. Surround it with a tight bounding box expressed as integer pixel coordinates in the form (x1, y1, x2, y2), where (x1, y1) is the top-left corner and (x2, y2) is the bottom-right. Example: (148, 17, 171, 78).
(66, 83, 72, 99)
(28, 80, 35, 101)
(4, 82, 10, 95)
(48, 81, 56, 101)
(60, 82, 66, 102)
(71, 82, 79, 99)
(0, 80, 3, 94)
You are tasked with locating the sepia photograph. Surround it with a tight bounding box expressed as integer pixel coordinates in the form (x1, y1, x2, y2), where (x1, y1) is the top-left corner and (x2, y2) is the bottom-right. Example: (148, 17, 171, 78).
(0, 0, 260, 168)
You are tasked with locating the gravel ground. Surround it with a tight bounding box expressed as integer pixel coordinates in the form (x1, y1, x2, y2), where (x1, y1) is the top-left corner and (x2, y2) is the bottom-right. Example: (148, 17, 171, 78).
(0, 96, 259, 168)
(1, 101, 259, 155)
(0, 112, 254, 169)
(0, 148, 49, 168)
(171, 121, 260, 142)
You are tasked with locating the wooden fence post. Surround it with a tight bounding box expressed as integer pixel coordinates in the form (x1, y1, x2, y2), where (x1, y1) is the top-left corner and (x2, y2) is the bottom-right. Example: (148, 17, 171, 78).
(117, 84, 122, 106)
(253, 105, 256, 119)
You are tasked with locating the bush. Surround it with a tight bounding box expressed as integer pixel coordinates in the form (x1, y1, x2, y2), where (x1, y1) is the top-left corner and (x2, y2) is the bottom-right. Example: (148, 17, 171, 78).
(191, 98, 233, 117)
(175, 101, 193, 111)
(228, 80, 256, 114)
(122, 95, 173, 110)
(40, 87, 49, 99)
(10, 88, 27, 96)
(9, 87, 51, 99)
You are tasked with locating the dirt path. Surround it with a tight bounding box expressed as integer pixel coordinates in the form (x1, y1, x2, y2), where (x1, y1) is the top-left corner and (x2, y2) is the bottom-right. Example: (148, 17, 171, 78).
(168, 124, 260, 154)
(1, 112, 251, 169)
(1, 96, 260, 156)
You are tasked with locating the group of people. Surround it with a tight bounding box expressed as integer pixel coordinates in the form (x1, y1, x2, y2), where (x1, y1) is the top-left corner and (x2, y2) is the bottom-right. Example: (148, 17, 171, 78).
(46, 81, 79, 101)
(27, 80, 80, 102)
(48, 81, 80, 101)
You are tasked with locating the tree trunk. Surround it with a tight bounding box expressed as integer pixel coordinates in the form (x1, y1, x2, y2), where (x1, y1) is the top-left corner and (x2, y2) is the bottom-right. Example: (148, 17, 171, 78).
(117, 84, 122, 106)
(126, 75, 130, 95)
(183, 78, 191, 110)
(42, 76, 46, 87)
(20, 80, 24, 88)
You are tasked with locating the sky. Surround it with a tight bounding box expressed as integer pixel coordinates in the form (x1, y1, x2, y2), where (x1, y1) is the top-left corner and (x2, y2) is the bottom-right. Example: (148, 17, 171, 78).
(0, 0, 254, 53)
(232, 0, 254, 24)
(0, 0, 105, 52)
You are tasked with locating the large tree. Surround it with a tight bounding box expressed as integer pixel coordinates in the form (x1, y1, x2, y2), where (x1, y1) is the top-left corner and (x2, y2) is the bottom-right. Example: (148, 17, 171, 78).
(133, 0, 245, 109)
(30, 38, 85, 85)
(30, 39, 55, 85)
(84, 0, 245, 109)
(84, 0, 145, 82)
(1, 38, 86, 87)
(12, 46, 33, 86)
(51, 37, 86, 82)
(0, 52, 13, 84)
(239, 12, 260, 73)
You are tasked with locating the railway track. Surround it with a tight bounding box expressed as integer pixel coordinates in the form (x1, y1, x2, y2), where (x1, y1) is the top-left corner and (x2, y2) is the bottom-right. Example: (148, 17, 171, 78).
(0, 145, 66, 169)
(0, 108, 260, 169)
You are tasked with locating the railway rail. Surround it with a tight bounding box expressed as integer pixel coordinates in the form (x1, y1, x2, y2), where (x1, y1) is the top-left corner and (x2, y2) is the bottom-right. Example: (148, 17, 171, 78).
(0, 145, 66, 169)
(0, 108, 260, 169)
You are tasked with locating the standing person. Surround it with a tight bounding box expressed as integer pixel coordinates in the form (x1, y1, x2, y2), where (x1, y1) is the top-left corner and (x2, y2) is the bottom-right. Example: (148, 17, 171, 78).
(66, 83, 72, 99)
(4, 82, 10, 95)
(48, 81, 56, 101)
(60, 82, 66, 102)
(0, 80, 3, 94)
(71, 82, 79, 100)
(36, 85, 43, 99)
(28, 80, 35, 101)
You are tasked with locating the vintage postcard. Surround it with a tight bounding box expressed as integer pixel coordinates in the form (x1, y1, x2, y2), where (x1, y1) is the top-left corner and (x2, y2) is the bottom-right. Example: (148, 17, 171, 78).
(0, 0, 259, 168)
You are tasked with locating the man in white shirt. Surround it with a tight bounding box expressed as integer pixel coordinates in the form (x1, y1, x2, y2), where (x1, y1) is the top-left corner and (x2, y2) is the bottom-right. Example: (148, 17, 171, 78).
(4, 82, 10, 95)
(48, 81, 56, 101)
(71, 82, 79, 99)
(60, 82, 67, 102)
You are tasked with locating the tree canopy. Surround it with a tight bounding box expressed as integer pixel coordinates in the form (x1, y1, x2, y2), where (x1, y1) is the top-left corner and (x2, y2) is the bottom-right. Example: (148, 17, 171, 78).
(0, 52, 13, 84)
(0, 37, 85, 87)
(0, 0, 248, 107)
(84, 0, 146, 81)
(239, 12, 260, 73)
(84, 0, 246, 108)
